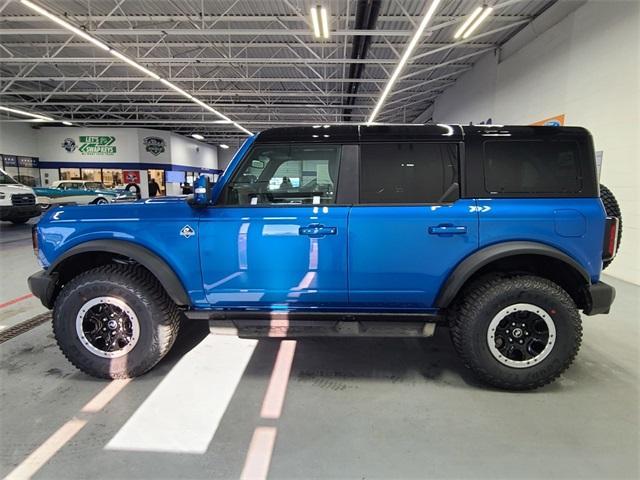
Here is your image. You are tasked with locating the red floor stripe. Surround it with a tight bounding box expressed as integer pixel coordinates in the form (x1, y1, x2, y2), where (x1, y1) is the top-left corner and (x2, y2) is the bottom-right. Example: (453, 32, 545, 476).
(0, 293, 34, 309)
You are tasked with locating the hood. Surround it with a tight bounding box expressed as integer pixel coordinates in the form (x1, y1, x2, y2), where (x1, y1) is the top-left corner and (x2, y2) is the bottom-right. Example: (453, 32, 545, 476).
(40, 195, 196, 224)
(0, 183, 36, 195)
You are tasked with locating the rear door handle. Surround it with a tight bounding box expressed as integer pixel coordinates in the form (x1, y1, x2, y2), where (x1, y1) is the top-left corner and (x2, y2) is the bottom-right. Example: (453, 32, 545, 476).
(428, 225, 467, 235)
(299, 224, 337, 238)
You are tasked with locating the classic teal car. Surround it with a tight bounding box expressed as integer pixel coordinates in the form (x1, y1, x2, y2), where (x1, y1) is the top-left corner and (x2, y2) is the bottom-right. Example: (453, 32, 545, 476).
(34, 180, 136, 208)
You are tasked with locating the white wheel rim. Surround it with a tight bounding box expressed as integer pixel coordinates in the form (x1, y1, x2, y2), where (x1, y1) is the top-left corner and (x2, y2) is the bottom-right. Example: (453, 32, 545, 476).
(75, 296, 140, 359)
(486, 303, 556, 369)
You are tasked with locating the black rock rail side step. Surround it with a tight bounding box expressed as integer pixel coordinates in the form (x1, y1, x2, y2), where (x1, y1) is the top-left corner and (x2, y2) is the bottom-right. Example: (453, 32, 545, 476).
(184, 311, 443, 338)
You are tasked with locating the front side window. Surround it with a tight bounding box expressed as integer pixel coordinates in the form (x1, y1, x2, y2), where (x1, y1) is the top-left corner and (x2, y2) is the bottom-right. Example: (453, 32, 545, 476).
(483, 141, 582, 194)
(359, 143, 458, 204)
(224, 144, 341, 205)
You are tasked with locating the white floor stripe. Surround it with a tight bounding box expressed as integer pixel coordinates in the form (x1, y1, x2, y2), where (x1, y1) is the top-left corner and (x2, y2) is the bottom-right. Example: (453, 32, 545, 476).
(105, 335, 258, 454)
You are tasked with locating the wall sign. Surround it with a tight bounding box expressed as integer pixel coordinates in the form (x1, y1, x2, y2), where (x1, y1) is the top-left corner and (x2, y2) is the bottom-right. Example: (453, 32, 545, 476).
(2, 154, 17, 167)
(78, 136, 117, 155)
(18, 156, 39, 168)
(531, 114, 565, 126)
(143, 136, 166, 156)
(123, 170, 141, 184)
(61, 138, 76, 152)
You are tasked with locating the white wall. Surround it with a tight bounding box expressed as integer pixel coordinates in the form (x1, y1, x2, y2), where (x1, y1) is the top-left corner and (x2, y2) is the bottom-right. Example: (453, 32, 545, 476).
(169, 133, 218, 170)
(0, 123, 40, 157)
(432, 0, 640, 285)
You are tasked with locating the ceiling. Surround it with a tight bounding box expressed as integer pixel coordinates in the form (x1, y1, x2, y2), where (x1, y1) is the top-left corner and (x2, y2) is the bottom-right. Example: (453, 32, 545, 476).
(0, 0, 555, 146)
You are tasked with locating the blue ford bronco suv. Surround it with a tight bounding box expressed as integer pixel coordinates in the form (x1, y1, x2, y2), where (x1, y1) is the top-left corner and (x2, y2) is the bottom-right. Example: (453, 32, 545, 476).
(28, 125, 621, 390)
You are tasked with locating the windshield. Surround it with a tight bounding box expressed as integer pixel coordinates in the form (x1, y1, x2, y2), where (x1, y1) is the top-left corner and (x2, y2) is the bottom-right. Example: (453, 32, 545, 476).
(0, 169, 19, 185)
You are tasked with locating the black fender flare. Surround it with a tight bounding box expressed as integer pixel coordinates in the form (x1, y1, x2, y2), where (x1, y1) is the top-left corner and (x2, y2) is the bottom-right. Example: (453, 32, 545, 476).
(50, 239, 191, 306)
(434, 241, 591, 308)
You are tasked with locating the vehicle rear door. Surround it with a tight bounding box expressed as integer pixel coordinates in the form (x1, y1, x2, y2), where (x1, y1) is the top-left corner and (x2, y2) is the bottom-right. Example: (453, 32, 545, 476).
(348, 135, 479, 309)
(199, 143, 353, 308)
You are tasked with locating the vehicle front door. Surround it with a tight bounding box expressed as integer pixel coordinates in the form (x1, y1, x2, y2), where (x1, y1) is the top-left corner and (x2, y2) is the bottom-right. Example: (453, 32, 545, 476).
(348, 141, 479, 309)
(199, 143, 351, 309)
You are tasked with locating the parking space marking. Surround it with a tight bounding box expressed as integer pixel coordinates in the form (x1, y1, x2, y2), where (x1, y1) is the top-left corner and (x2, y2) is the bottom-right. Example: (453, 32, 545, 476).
(4, 379, 131, 480)
(240, 427, 278, 480)
(106, 335, 258, 454)
(4, 418, 88, 480)
(260, 340, 297, 419)
(0, 293, 33, 309)
(81, 379, 131, 413)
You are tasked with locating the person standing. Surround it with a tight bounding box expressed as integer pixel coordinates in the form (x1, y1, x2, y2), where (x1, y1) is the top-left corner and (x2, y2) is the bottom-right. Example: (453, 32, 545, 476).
(148, 177, 160, 197)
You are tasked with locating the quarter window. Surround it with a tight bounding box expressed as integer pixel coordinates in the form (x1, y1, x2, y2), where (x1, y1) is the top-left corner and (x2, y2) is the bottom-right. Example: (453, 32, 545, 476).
(359, 143, 458, 204)
(224, 144, 341, 205)
(483, 141, 582, 194)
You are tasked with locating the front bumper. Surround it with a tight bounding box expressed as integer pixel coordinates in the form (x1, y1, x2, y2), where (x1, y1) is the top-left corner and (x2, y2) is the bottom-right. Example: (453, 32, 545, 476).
(583, 281, 616, 316)
(0, 205, 41, 221)
(28, 270, 58, 309)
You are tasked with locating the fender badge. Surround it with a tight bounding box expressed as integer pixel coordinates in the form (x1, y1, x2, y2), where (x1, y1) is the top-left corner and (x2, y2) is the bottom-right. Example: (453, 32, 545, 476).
(180, 225, 195, 238)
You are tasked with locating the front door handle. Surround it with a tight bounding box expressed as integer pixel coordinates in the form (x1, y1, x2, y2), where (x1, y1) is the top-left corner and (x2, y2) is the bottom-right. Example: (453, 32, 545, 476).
(428, 224, 467, 235)
(299, 224, 337, 238)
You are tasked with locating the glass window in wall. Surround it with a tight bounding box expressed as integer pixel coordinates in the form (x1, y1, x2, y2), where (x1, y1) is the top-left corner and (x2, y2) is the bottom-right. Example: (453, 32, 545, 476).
(147, 169, 165, 196)
(16, 167, 40, 186)
(82, 168, 102, 182)
(102, 169, 123, 188)
(60, 168, 81, 180)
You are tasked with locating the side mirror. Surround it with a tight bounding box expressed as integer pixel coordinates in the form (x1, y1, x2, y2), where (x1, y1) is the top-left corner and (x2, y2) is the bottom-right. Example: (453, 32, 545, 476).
(191, 175, 212, 206)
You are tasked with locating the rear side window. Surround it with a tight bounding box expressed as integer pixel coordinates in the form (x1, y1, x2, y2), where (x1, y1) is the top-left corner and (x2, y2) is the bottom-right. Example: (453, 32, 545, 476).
(483, 141, 582, 194)
(359, 143, 458, 204)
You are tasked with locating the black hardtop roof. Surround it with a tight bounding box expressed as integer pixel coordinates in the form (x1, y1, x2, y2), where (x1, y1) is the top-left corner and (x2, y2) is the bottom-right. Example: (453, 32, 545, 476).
(253, 124, 590, 144)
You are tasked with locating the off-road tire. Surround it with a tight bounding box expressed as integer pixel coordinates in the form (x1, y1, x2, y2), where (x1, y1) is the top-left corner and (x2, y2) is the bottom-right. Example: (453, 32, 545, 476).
(53, 264, 180, 379)
(450, 275, 582, 390)
(600, 184, 622, 269)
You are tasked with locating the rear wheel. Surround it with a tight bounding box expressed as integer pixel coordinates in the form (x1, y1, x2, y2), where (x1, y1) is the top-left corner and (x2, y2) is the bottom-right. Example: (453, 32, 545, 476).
(53, 265, 180, 379)
(10, 217, 30, 225)
(450, 275, 582, 390)
(600, 184, 622, 269)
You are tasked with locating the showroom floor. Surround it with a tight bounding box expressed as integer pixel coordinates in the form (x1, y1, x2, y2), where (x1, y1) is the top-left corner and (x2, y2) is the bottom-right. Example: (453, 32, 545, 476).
(1, 220, 638, 479)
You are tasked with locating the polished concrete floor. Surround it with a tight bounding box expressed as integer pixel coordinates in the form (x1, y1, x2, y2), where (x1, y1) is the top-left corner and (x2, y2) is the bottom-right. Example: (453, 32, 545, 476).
(1, 219, 639, 479)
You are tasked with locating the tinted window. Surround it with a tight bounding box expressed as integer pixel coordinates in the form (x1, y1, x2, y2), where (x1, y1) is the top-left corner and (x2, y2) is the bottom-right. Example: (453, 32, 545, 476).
(224, 144, 341, 205)
(483, 141, 582, 194)
(359, 143, 458, 204)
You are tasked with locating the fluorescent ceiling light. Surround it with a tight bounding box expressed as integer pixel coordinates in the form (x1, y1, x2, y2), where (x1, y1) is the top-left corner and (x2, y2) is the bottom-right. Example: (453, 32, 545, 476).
(21, 0, 110, 51)
(110, 50, 160, 80)
(62, 121, 73, 126)
(0, 105, 54, 121)
(454, 6, 483, 39)
(219, 144, 230, 149)
(191, 133, 205, 140)
(462, 7, 493, 39)
(310, 7, 321, 38)
(21, 0, 253, 138)
(320, 7, 330, 39)
(367, 0, 442, 124)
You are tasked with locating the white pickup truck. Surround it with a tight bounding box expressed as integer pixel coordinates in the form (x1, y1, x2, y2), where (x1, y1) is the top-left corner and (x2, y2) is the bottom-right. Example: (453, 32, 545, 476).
(0, 168, 41, 224)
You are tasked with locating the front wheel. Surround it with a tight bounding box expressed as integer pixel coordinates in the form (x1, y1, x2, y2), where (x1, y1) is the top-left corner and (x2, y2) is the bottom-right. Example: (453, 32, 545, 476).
(53, 265, 180, 379)
(94, 197, 109, 205)
(10, 217, 30, 225)
(450, 275, 582, 390)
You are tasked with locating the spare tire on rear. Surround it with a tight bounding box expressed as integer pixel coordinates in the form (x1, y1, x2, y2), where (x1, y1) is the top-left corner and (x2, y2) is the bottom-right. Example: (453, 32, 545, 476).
(600, 184, 622, 269)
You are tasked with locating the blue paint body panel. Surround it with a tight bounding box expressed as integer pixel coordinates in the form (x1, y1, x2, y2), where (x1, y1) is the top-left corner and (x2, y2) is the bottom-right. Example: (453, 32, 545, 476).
(475, 198, 605, 282)
(37, 198, 208, 304)
(199, 205, 349, 308)
(348, 200, 479, 308)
